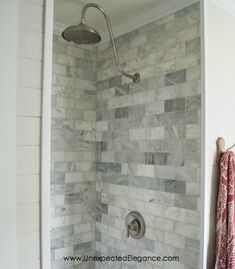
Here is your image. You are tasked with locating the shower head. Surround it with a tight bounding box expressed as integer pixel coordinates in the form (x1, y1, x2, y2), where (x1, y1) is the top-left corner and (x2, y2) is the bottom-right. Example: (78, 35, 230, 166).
(62, 22, 101, 45)
(61, 3, 140, 83)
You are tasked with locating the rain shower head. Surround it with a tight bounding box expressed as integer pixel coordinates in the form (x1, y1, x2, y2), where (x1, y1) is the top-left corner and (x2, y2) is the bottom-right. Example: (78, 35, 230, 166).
(62, 22, 101, 45)
(61, 3, 140, 83)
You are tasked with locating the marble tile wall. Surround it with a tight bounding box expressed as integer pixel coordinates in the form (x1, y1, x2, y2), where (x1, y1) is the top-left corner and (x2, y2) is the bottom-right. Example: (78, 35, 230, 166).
(51, 34, 96, 269)
(95, 3, 201, 269)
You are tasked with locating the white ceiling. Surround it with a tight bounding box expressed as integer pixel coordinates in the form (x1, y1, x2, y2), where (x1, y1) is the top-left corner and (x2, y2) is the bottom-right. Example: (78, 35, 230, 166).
(54, 0, 198, 38)
(211, 0, 235, 15)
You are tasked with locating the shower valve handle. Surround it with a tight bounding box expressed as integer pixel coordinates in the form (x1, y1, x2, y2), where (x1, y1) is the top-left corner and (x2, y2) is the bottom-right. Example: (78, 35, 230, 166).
(126, 219, 139, 237)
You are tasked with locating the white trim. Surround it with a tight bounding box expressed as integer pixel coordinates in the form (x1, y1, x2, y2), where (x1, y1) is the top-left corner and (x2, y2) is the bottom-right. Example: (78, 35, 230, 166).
(41, 0, 53, 268)
(200, 0, 206, 268)
(54, 0, 199, 44)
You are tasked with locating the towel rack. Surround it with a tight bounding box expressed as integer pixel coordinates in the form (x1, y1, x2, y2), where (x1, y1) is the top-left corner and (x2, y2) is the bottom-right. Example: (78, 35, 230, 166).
(216, 137, 235, 163)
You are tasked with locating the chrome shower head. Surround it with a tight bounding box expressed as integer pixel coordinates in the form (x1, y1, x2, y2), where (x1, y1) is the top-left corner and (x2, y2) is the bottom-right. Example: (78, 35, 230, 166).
(62, 22, 101, 45)
(61, 3, 140, 83)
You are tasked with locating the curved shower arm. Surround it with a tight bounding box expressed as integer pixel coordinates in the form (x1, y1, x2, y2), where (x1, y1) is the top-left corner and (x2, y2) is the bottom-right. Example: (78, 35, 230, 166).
(80, 3, 140, 83)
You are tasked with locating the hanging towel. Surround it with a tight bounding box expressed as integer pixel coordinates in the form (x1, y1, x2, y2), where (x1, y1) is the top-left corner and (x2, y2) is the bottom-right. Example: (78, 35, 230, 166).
(215, 151, 235, 269)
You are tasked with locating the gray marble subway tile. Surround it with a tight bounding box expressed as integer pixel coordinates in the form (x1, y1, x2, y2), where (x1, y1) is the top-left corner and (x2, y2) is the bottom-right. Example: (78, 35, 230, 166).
(54, 205, 76, 217)
(101, 192, 115, 205)
(95, 229, 101, 242)
(136, 238, 155, 252)
(154, 242, 174, 256)
(164, 97, 185, 112)
(115, 84, 130, 96)
(51, 172, 65, 185)
(96, 111, 102, 121)
(164, 125, 185, 138)
(175, 3, 200, 31)
(65, 193, 83, 204)
(53, 43, 67, 54)
(96, 78, 109, 91)
(63, 130, 84, 141)
(51, 185, 65, 196)
(154, 153, 171, 165)
(184, 152, 200, 167)
(164, 179, 186, 194)
(73, 141, 96, 152)
(114, 152, 144, 164)
(96, 211, 102, 222)
(102, 173, 129, 186)
(84, 90, 96, 96)
(155, 112, 186, 126)
(74, 260, 95, 269)
(184, 111, 198, 124)
(129, 176, 151, 189)
(175, 166, 198, 182)
(115, 107, 129, 119)
(65, 184, 77, 194)
(64, 234, 83, 247)
(96, 162, 121, 173)
(185, 238, 200, 253)
(65, 109, 83, 121)
(174, 248, 199, 268)
(96, 192, 101, 203)
(75, 58, 95, 70)
(186, 37, 201, 55)
(51, 239, 64, 249)
(51, 225, 74, 240)
(74, 242, 93, 254)
(129, 79, 149, 94)
(183, 139, 199, 152)
(145, 152, 155, 165)
(53, 119, 75, 130)
(114, 140, 140, 152)
(186, 95, 201, 111)
(165, 69, 186, 86)
(96, 142, 107, 152)
(175, 194, 197, 210)
(109, 75, 122, 88)
(172, 152, 185, 167)
(96, 203, 108, 215)
(149, 178, 165, 192)
(146, 23, 166, 43)
(153, 139, 184, 152)
(84, 49, 96, 61)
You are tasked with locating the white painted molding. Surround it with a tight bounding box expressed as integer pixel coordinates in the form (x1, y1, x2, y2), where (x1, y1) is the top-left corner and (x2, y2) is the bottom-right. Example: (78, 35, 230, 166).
(54, 0, 199, 43)
(41, 0, 53, 268)
(199, 0, 206, 268)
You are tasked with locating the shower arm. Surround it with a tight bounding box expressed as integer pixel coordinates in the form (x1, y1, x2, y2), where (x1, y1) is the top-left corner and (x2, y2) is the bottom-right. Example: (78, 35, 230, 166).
(80, 3, 140, 83)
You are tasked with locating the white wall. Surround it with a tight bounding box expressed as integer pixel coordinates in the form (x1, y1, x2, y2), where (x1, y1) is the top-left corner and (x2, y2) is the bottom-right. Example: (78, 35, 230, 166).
(0, 1, 17, 268)
(203, 1, 235, 268)
(16, 0, 45, 268)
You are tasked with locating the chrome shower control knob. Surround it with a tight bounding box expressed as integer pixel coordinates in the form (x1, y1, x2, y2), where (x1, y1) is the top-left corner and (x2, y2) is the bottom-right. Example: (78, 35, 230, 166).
(126, 211, 145, 239)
